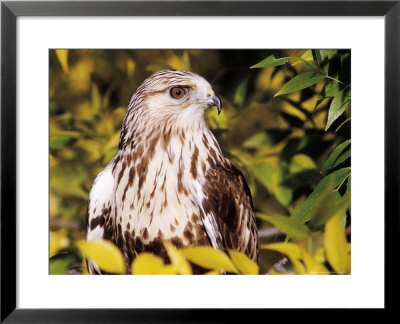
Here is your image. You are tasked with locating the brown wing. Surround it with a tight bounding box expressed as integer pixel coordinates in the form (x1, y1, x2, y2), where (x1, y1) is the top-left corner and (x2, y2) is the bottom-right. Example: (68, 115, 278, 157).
(201, 159, 259, 263)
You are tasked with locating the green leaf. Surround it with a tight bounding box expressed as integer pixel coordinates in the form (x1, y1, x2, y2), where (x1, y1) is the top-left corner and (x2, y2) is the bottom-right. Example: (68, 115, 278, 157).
(336, 192, 347, 229)
(275, 186, 293, 207)
(340, 52, 350, 66)
(291, 168, 351, 224)
(289, 154, 317, 174)
(233, 78, 248, 107)
(181, 246, 238, 273)
(275, 72, 325, 97)
(281, 137, 308, 161)
(251, 55, 291, 68)
(322, 140, 351, 171)
(243, 132, 273, 149)
(332, 149, 350, 168)
(257, 214, 310, 239)
(313, 49, 329, 74)
(309, 191, 339, 229)
(49, 258, 71, 275)
(228, 249, 259, 275)
(340, 51, 351, 82)
(315, 78, 341, 108)
(326, 50, 338, 60)
(326, 88, 351, 130)
(313, 49, 323, 67)
(50, 135, 76, 149)
(324, 79, 341, 98)
(273, 163, 293, 207)
(251, 162, 292, 206)
(251, 55, 316, 69)
(335, 117, 351, 132)
(78, 240, 126, 274)
(250, 162, 273, 192)
(347, 174, 351, 215)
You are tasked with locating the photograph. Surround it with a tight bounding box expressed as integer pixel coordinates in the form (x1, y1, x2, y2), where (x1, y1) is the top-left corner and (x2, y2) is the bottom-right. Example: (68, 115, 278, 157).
(49, 49, 351, 275)
(2, 0, 395, 319)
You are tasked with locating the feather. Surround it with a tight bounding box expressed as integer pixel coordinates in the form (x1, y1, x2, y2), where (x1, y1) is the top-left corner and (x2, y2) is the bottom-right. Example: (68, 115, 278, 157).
(86, 70, 259, 274)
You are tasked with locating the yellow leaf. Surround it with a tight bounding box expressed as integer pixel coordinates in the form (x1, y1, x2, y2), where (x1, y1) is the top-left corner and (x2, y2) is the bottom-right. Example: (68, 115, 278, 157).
(78, 240, 125, 274)
(166, 52, 190, 70)
(126, 59, 136, 77)
(166, 54, 185, 70)
(205, 106, 228, 130)
(292, 259, 306, 274)
(55, 49, 70, 76)
(75, 139, 103, 163)
(81, 257, 89, 275)
(324, 215, 350, 274)
(314, 247, 326, 264)
(181, 246, 238, 273)
(104, 131, 122, 153)
(90, 83, 102, 112)
(49, 129, 82, 138)
(112, 107, 127, 125)
(49, 229, 69, 258)
(95, 112, 115, 137)
(156, 265, 177, 275)
(261, 242, 302, 262)
(204, 269, 221, 275)
(269, 269, 292, 275)
(103, 147, 119, 164)
(69, 58, 93, 92)
(281, 102, 307, 121)
(182, 51, 191, 70)
(292, 49, 313, 66)
(228, 249, 259, 275)
(262, 241, 308, 274)
(164, 241, 192, 275)
(289, 154, 317, 174)
(301, 248, 329, 275)
(131, 253, 164, 275)
(49, 153, 58, 168)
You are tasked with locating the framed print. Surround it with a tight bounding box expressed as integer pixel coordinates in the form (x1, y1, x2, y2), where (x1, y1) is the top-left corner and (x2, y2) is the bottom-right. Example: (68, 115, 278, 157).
(1, 0, 398, 321)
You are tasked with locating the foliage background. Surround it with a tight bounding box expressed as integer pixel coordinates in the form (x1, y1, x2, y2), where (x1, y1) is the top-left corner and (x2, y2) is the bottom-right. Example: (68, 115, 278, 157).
(49, 49, 351, 275)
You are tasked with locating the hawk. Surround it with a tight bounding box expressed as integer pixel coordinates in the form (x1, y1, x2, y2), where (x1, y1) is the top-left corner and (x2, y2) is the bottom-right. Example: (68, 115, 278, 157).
(86, 70, 258, 274)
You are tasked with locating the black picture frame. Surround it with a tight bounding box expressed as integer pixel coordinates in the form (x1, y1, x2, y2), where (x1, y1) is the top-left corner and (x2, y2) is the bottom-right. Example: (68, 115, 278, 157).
(1, 0, 398, 321)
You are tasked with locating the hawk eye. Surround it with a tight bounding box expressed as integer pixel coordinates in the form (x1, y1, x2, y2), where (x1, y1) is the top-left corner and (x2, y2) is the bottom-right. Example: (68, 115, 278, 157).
(170, 87, 186, 99)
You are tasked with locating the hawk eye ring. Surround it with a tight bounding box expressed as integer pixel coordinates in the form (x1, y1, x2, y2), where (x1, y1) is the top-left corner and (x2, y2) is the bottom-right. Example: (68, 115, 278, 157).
(170, 87, 186, 99)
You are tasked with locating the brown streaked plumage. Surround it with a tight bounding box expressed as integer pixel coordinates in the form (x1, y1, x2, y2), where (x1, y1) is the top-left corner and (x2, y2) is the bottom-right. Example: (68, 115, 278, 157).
(86, 70, 258, 274)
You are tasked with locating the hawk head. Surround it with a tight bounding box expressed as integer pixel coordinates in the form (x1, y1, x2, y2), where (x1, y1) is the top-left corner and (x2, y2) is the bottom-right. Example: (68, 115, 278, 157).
(128, 70, 222, 125)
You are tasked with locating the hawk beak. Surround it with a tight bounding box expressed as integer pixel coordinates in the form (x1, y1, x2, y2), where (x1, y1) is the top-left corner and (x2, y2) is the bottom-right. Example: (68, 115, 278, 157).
(207, 93, 222, 115)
